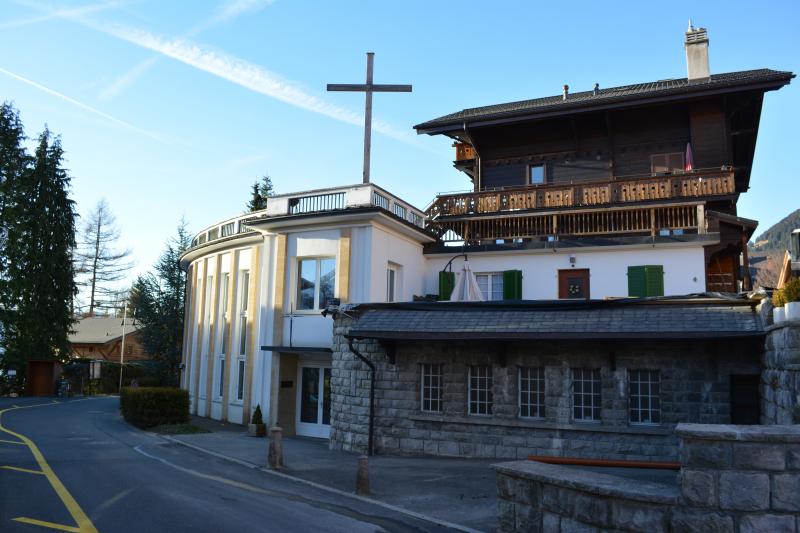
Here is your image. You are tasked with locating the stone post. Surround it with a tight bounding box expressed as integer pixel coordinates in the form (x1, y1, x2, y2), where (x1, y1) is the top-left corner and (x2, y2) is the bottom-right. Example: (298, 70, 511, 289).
(356, 455, 370, 495)
(268, 426, 283, 469)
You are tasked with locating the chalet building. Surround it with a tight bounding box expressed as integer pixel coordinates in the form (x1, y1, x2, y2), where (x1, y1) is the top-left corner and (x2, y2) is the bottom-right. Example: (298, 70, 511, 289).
(180, 25, 793, 460)
(69, 316, 148, 362)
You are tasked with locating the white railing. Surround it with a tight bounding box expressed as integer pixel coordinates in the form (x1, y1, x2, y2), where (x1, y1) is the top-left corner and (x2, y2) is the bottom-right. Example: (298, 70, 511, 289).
(190, 183, 426, 249)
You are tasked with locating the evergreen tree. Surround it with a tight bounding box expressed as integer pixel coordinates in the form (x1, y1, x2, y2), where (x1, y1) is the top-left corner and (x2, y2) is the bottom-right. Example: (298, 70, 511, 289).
(130, 220, 190, 384)
(245, 172, 274, 212)
(75, 199, 133, 316)
(1, 128, 77, 375)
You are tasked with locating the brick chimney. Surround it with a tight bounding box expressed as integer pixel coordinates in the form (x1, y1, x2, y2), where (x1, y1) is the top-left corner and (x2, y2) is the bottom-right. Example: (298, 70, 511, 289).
(685, 21, 710, 82)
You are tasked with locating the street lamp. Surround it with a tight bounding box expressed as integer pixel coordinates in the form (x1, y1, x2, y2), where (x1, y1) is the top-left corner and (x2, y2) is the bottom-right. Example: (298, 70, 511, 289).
(119, 301, 128, 392)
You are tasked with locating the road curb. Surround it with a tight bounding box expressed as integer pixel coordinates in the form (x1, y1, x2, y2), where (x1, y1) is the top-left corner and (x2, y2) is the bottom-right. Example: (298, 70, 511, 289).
(158, 434, 487, 533)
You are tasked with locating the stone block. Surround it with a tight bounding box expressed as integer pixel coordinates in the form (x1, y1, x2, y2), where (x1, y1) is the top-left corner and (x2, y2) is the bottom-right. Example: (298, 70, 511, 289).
(573, 493, 610, 528)
(681, 439, 732, 468)
(719, 472, 770, 511)
(610, 501, 667, 533)
(669, 509, 734, 533)
(739, 513, 795, 533)
(558, 517, 598, 533)
(497, 474, 538, 506)
(787, 446, 800, 470)
(437, 441, 459, 456)
(398, 438, 424, 453)
(733, 443, 786, 471)
(515, 503, 540, 532)
(680, 469, 716, 507)
(771, 473, 800, 511)
(542, 512, 559, 532)
(542, 486, 575, 515)
(497, 499, 515, 532)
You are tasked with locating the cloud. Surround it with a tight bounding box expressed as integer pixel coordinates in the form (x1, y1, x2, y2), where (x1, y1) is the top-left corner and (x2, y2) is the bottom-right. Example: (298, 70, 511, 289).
(98, 56, 157, 101)
(0, 0, 122, 29)
(0, 66, 166, 142)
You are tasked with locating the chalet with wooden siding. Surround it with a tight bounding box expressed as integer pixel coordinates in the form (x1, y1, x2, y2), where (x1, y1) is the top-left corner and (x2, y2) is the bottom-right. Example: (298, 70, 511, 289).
(69, 316, 148, 362)
(416, 26, 793, 297)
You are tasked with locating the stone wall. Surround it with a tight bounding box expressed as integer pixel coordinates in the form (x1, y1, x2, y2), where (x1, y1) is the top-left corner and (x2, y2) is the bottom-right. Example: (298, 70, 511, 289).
(330, 313, 761, 461)
(762, 321, 800, 424)
(495, 424, 800, 532)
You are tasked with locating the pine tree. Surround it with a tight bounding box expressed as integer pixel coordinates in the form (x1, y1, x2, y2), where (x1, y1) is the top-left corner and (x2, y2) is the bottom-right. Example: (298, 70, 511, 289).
(75, 199, 133, 316)
(130, 220, 190, 384)
(245, 172, 274, 212)
(2, 128, 77, 375)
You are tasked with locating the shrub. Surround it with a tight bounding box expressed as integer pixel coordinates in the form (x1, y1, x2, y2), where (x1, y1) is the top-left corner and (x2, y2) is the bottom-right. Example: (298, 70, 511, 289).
(773, 288, 786, 307)
(251, 404, 263, 425)
(782, 278, 800, 304)
(120, 387, 189, 429)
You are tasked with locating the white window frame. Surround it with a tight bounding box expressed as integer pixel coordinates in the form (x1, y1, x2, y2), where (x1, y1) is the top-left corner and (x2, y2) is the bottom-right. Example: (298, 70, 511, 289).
(572, 368, 601, 422)
(629, 369, 661, 425)
(198, 274, 214, 400)
(214, 272, 230, 400)
(231, 269, 249, 404)
(386, 263, 400, 302)
(296, 257, 336, 311)
(420, 363, 443, 413)
(468, 365, 493, 416)
(475, 272, 504, 301)
(519, 367, 545, 419)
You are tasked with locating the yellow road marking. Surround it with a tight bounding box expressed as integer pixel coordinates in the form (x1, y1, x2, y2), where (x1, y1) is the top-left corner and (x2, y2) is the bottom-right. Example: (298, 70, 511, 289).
(13, 517, 82, 532)
(1, 465, 45, 475)
(0, 400, 99, 533)
(0, 438, 24, 445)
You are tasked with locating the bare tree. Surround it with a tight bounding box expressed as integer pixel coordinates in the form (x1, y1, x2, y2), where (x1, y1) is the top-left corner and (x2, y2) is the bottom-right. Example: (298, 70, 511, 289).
(75, 199, 134, 316)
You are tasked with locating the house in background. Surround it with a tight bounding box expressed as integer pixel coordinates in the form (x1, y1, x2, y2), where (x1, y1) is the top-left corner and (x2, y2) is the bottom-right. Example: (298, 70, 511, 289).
(777, 229, 800, 288)
(69, 316, 148, 362)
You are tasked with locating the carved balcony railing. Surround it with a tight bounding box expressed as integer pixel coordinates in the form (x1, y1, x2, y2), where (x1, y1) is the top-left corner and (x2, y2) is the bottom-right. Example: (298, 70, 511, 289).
(427, 168, 735, 220)
(432, 202, 706, 244)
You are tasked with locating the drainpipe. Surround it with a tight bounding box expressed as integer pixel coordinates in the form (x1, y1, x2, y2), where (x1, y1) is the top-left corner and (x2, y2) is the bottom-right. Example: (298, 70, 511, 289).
(346, 336, 375, 456)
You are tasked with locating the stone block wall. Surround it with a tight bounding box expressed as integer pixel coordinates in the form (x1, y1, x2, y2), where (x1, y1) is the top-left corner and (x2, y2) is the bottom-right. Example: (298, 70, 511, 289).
(496, 424, 800, 532)
(330, 312, 761, 461)
(762, 321, 800, 424)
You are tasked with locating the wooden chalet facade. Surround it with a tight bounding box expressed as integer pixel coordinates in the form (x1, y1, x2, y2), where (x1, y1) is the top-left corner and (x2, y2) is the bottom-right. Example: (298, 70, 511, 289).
(416, 27, 793, 294)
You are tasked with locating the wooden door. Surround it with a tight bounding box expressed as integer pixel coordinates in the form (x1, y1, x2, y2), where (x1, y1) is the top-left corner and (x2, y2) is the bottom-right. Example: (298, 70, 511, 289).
(28, 362, 53, 397)
(558, 269, 590, 299)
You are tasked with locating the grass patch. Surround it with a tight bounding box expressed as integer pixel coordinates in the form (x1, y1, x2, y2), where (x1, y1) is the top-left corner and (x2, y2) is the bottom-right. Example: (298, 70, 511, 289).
(150, 423, 210, 435)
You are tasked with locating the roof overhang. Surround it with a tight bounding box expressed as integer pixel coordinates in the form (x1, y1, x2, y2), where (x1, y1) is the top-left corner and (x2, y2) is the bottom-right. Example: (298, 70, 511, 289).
(346, 330, 764, 342)
(179, 232, 262, 270)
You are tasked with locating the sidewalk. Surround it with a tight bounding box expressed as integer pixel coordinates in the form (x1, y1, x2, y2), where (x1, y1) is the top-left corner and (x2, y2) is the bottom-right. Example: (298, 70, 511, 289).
(169, 416, 498, 532)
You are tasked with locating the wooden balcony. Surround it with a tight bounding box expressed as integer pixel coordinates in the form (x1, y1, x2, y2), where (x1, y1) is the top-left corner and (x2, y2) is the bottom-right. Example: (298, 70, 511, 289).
(432, 202, 706, 244)
(427, 168, 735, 219)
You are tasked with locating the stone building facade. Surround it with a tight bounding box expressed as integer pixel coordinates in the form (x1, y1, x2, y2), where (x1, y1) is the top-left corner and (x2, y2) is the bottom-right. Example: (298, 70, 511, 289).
(762, 320, 800, 424)
(330, 298, 764, 461)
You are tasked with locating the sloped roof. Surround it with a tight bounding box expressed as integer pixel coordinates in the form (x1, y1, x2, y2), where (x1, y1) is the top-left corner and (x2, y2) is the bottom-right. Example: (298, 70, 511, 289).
(415, 69, 794, 133)
(69, 316, 139, 345)
(346, 297, 763, 341)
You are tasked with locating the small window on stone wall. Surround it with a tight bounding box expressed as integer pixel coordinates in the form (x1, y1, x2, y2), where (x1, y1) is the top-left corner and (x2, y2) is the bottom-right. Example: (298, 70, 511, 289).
(420, 364, 442, 413)
(519, 367, 545, 419)
(468, 365, 493, 415)
(629, 370, 661, 425)
(572, 368, 601, 422)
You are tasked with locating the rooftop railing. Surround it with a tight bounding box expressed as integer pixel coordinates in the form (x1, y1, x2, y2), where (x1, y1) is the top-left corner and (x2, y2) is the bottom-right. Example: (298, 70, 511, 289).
(190, 183, 426, 249)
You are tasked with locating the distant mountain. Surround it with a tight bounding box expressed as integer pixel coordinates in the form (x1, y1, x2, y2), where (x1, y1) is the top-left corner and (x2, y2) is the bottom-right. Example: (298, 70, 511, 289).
(749, 208, 800, 288)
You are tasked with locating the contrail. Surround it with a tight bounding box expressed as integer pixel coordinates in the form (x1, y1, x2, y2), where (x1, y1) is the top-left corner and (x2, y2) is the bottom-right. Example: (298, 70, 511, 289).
(0, 67, 166, 143)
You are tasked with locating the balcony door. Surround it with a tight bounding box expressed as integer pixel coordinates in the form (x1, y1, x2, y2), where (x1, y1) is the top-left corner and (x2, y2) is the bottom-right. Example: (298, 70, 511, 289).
(558, 269, 590, 299)
(295, 364, 332, 438)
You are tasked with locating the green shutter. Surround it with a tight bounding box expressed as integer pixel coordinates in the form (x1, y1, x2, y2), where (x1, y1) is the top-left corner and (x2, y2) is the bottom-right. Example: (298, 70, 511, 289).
(628, 266, 647, 297)
(438, 271, 455, 300)
(502, 270, 523, 300)
(645, 265, 664, 297)
(628, 265, 664, 297)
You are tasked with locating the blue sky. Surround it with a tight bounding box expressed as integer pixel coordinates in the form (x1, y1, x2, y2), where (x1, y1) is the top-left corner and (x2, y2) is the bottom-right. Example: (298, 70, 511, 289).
(1, 0, 798, 303)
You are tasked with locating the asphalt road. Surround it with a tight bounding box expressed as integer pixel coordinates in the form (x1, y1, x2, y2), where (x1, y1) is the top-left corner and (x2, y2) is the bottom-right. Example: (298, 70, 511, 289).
(0, 397, 467, 533)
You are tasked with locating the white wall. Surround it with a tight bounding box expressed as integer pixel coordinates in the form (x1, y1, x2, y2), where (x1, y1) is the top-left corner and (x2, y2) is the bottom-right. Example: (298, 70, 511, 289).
(363, 226, 427, 303)
(424, 245, 707, 300)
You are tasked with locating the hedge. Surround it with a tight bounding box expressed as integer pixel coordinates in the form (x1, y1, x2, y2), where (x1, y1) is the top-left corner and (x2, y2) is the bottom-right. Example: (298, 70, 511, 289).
(120, 387, 190, 429)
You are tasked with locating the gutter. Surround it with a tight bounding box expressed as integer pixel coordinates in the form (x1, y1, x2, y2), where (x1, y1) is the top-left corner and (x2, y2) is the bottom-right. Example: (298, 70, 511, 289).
(345, 335, 375, 456)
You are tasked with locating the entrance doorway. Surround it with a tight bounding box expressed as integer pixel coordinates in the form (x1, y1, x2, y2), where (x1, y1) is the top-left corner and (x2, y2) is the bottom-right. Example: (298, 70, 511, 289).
(295, 364, 331, 438)
(558, 269, 590, 299)
(730, 374, 760, 424)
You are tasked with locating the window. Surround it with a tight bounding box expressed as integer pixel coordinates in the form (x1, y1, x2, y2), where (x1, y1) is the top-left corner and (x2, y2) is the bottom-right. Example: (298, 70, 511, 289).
(529, 164, 546, 185)
(629, 370, 660, 425)
(476, 273, 504, 301)
(220, 222, 235, 237)
(216, 272, 230, 399)
(420, 364, 442, 413)
(468, 366, 493, 415)
(387, 264, 400, 302)
(238, 270, 250, 356)
(627, 265, 664, 297)
(236, 359, 246, 401)
(297, 258, 336, 310)
(572, 368, 601, 422)
(519, 367, 545, 419)
(650, 153, 684, 174)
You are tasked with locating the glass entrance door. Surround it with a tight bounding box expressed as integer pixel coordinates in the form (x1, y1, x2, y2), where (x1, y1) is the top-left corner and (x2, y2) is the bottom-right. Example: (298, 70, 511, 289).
(295, 365, 331, 438)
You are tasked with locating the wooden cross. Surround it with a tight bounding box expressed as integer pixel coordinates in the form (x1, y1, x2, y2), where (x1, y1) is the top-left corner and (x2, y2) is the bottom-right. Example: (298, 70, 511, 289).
(327, 52, 412, 184)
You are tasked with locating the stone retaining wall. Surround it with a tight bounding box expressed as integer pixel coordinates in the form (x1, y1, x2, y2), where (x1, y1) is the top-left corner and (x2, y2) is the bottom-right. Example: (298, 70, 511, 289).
(762, 321, 800, 424)
(496, 424, 800, 532)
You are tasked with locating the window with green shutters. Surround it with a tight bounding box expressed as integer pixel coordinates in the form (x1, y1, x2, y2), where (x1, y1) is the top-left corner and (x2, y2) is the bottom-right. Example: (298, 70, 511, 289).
(627, 265, 664, 297)
(438, 271, 455, 300)
(502, 270, 523, 300)
(438, 269, 522, 300)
